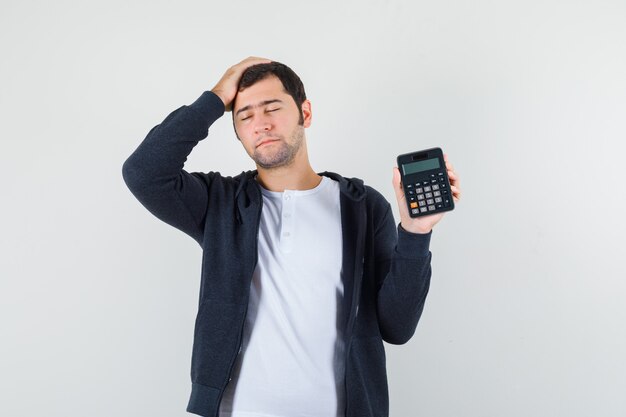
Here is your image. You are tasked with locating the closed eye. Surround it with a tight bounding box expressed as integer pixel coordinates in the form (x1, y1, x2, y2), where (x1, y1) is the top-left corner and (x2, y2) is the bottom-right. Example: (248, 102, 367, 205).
(239, 107, 280, 121)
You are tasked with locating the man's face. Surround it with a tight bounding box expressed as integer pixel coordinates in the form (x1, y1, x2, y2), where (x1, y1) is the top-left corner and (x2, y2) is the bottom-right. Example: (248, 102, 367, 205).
(233, 75, 311, 169)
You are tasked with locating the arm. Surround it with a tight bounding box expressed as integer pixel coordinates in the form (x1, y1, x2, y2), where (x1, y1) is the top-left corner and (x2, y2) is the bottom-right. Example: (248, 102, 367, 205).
(375, 204, 432, 345)
(122, 57, 271, 246)
(376, 155, 462, 344)
(121, 91, 225, 246)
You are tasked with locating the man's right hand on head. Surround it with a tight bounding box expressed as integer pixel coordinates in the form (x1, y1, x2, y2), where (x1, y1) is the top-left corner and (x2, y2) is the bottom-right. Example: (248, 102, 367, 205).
(211, 56, 272, 112)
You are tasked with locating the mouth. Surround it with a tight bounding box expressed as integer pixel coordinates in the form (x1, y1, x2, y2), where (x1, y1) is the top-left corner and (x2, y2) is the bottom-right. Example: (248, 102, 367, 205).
(256, 138, 280, 148)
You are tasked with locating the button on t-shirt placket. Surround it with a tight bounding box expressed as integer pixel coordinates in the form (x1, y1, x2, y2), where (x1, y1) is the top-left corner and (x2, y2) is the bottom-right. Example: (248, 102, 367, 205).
(280, 191, 295, 253)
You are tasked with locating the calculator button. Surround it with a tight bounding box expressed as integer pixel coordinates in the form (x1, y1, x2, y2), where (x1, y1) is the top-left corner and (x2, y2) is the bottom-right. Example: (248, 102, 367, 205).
(410, 202, 418, 209)
(436, 203, 443, 209)
(420, 207, 428, 213)
(411, 208, 420, 215)
(430, 174, 436, 179)
(439, 177, 445, 182)
(433, 191, 441, 197)
(444, 199, 450, 207)
(428, 205, 436, 211)
(415, 182, 421, 187)
(426, 199, 434, 205)
(440, 183, 447, 188)
(431, 179, 437, 184)
(406, 184, 413, 189)
(409, 196, 417, 202)
(425, 192, 433, 198)
(438, 172, 444, 176)
(432, 184, 439, 190)
(415, 188, 423, 193)
(408, 190, 414, 195)
(418, 200, 427, 207)
(417, 194, 424, 200)
(435, 197, 442, 203)
(424, 186, 431, 192)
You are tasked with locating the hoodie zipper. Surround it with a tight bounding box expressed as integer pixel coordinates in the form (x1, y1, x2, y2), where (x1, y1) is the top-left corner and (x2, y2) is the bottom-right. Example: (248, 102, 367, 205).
(213, 180, 263, 417)
(342, 197, 366, 417)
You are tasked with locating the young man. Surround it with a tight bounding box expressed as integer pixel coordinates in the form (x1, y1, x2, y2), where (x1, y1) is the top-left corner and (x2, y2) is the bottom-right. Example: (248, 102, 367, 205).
(122, 56, 461, 417)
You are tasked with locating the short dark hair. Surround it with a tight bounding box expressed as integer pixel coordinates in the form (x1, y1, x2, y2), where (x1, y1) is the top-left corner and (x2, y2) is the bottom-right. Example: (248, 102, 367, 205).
(235, 61, 307, 125)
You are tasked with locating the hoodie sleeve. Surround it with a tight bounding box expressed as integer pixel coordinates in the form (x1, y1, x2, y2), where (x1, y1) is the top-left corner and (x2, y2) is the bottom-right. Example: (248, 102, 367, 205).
(374, 202, 432, 345)
(121, 91, 225, 247)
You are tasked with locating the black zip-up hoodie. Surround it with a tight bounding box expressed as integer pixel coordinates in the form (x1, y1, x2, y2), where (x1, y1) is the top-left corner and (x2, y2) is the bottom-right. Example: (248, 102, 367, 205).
(122, 91, 433, 417)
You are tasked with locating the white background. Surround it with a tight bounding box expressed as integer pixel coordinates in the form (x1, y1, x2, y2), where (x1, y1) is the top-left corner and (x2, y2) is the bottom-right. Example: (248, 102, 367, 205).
(1, 0, 625, 416)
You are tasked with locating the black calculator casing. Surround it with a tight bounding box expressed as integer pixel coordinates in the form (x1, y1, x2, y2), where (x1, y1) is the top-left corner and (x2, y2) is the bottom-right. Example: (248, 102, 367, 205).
(397, 147, 454, 218)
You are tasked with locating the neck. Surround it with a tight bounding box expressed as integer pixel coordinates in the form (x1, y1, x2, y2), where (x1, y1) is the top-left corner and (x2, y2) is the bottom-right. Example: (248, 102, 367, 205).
(255, 143, 321, 192)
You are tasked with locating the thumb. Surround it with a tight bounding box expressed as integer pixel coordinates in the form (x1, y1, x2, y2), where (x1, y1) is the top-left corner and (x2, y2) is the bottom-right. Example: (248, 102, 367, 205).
(392, 167, 404, 201)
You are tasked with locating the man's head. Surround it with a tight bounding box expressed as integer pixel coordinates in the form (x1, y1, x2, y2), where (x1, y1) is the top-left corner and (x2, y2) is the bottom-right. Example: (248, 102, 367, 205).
(232, 62, 312, 170)
(234, 61, 307, 125)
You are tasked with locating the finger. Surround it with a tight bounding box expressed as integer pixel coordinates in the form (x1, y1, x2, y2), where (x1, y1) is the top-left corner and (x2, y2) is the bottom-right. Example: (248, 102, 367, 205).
(450, 185, 462, 200)
(242, 56, 271, 64)
(392, 167, 404, 200)
(230, 58, 272, 78)
(447, 170, 459, 185)
(238, 56, 272, 69)
(393, 168, 412, 217)
(248, 56, 272, 62)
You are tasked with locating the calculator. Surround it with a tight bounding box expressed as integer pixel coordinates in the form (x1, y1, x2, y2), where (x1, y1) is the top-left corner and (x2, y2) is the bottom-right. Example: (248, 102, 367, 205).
(397, 147, 455, 218)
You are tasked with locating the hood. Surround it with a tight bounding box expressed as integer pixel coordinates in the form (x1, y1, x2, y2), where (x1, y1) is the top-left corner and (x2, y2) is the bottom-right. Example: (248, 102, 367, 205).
(232, 170, 367, 224)
(317, 171, 367, 202)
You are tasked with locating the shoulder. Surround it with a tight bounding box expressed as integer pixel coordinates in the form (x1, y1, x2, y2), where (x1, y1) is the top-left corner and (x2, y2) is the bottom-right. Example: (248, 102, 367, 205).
(321, 170, 390, 205)
(363, 184, 388, 204)
(363, 184, 393, 227)
(192, 170, 254, 182)
(189, 170, 256, 193)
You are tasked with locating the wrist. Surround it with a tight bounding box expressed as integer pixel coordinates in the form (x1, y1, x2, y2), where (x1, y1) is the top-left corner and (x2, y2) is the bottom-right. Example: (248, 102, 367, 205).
(397, 223, 432, 257)
(210, 89, 229, 109)
(400, 222, 432, 234)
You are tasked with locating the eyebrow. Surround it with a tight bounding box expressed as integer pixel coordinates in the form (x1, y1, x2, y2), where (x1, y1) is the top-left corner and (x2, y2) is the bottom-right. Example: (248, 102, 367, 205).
(235, 99, 284, 116)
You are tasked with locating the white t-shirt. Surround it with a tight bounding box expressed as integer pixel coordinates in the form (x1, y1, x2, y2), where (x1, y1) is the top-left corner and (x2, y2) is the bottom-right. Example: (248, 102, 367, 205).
(219, 176, 345, 417)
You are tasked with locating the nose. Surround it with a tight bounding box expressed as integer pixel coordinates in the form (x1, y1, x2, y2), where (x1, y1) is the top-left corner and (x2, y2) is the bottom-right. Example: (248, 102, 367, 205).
(254, 115, 272, 134)
(254, 122, 271, 133)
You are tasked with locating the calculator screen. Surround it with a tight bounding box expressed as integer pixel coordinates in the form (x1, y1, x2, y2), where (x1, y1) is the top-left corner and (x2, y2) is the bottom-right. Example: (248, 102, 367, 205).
(402, 158, 440, 175)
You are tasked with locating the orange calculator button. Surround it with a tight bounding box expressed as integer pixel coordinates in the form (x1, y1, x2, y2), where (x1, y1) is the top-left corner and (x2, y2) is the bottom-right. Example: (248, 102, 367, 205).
(410, 202, 418, 209)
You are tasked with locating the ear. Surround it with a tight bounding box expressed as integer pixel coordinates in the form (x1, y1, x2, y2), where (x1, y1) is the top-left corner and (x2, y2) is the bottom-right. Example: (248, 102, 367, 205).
(301, 99, 312, 128)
